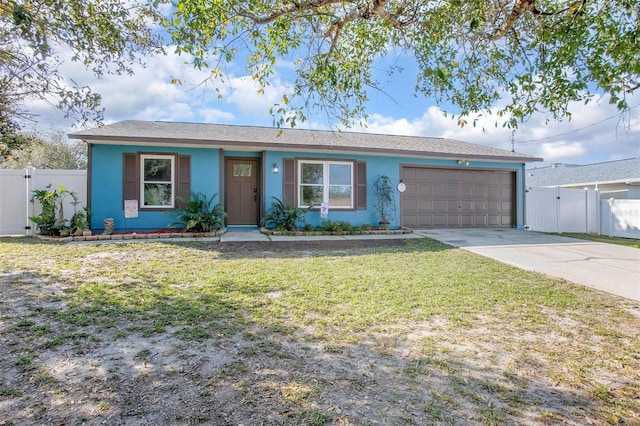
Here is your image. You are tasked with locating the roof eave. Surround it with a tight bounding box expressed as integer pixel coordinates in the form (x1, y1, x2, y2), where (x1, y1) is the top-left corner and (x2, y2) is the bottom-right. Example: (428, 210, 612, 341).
(71, 134, 542, 163)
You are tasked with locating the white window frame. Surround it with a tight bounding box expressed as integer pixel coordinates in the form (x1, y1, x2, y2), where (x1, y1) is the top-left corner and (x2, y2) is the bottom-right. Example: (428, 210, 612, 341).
(140, 154, 175, 209)
(298, 160, 354, 209)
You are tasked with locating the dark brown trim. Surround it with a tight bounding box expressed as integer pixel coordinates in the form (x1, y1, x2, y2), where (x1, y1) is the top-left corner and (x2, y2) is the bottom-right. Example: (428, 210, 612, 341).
(282, 158, 296, 206)
(261, 151, 267, 218)
(218, 149, 225, 225)
(86, 143, 92, 210)
(123, 152, 192, 212)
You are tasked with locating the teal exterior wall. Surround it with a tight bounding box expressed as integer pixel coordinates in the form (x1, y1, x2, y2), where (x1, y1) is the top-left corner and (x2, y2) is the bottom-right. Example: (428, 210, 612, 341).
(89, 144, 526, 231)
(264, 151, 525, 229)
(89, 144, 220, 231)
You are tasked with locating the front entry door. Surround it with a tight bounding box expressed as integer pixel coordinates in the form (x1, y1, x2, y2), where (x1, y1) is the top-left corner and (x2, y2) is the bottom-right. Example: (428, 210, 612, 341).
(225, 158, 260, 225)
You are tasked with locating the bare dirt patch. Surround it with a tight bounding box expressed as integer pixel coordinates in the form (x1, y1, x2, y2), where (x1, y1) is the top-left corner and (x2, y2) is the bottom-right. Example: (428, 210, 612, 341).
(1, 238, 638, 425)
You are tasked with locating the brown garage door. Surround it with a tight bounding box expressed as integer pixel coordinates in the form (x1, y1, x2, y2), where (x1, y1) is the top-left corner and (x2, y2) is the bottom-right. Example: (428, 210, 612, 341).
(401, 167, 515, 228)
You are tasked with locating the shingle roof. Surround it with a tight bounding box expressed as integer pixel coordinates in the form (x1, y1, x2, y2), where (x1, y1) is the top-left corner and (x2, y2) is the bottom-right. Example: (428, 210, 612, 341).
(526, 158, 640, 187)
(69, 120, 542, 162)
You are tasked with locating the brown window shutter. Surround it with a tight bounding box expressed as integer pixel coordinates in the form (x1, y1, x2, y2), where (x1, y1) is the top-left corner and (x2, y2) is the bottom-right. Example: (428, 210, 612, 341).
(176, 155, 191, 208)
(123, 153, 139, 208)
(282, 158, 296, 206)
(356, 161, 367, 210)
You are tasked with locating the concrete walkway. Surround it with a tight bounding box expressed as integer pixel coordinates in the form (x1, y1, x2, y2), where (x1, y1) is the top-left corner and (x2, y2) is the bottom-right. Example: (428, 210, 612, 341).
(417, 228, 640, 302)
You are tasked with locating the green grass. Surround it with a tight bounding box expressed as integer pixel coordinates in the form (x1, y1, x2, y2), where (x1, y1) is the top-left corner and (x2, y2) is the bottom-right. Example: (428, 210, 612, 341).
(556, 233, 640, 248)
(0, 236, 638, 424)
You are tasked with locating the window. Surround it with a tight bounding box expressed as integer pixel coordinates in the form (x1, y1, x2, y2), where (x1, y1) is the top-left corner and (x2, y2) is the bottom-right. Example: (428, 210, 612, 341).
(298, 161, 353, 208)
(232, 163, 253, 177)
(141, 155, 175, 208)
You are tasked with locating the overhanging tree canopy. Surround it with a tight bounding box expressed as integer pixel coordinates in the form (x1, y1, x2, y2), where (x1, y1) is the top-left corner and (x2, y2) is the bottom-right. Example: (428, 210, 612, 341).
(0, 0, 167, 156)
(168, 0, 639, 128)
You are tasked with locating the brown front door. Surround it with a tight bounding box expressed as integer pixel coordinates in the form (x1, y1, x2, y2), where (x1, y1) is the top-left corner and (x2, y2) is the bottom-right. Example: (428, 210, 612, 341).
(225, 158, 260, 225)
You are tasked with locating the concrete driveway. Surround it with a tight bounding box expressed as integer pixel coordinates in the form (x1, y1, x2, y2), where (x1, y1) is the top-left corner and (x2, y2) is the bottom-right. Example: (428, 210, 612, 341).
(417, 228, 640, 302)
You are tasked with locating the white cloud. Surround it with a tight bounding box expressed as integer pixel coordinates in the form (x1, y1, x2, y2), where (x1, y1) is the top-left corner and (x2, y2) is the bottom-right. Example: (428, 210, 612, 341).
(357, 95, 640, 166)
(200, 108, 235, 123)
(539, 141, 587, 162)
(226, 76, 289, 116)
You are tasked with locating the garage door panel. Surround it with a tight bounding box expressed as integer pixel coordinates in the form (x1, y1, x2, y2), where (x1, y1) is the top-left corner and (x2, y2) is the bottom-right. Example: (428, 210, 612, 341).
(419, 200, 432, 211)
(405, 183, 418, 196)
(446, 184, 458, 197)
(432, 200, 447, 211)
(472, 171, 487, 182)
(401, 166, 515, 228)
(473, 185, 488, 197)
(474, 200, 488, 212)
(431, 184, 446, 197)
(445, 170, 460, 182)
(430, 169, 446, 181)
(475, 215, 489, 226)
(417, 184, 431, 197)
(404, 199, 418, 211)
(403, 215, 418, 227)
(416, 169, 430, 180)
(460, 200, 474, 212)
(403, 168, 417, 180)
(460, 170, 474, 183)
(460, 185, 474, 197)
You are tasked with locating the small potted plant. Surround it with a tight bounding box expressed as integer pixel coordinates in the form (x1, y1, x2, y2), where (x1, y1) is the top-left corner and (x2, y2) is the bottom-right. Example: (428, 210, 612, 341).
(71, 207, 91, 236)
(373, 174, 396, 230)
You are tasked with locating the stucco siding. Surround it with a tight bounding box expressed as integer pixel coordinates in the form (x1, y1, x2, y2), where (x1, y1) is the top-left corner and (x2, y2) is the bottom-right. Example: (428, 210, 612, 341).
(90, 144, 220, 231)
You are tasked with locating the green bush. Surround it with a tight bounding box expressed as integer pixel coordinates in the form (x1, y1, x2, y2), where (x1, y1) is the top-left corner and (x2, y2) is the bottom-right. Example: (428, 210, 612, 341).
(29, 184, 78, 235)
(261, 197, 310, 231)
(169, 192, 226, 232)
(321, 220, 353, 234)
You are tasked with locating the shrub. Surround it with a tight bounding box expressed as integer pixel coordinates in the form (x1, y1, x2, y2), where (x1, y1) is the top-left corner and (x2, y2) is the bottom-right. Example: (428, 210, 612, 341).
(29, 184, 78, 235)
(261, 197, 310, 231)
(169, 192, 225, 232)
(321, 220, 353, 234)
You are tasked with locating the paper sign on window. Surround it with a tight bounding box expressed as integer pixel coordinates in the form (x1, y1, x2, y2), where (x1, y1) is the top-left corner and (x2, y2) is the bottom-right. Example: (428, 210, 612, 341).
(124, 199, 139, 218)
(320, 202, 329, 219)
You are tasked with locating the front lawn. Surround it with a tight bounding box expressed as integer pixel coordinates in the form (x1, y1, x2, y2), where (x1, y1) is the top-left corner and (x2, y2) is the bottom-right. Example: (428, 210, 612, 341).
(556, 233, 640, 249)
(0, 237, 638, 425)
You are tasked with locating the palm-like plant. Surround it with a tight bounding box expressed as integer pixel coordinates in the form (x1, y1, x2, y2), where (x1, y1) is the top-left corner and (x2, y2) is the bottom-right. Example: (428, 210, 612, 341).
(169, 192, 225, 232)
(261, 197, 310, 232)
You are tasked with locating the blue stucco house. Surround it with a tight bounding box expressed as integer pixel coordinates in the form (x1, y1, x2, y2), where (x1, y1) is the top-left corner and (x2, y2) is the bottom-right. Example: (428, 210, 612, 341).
(69, 121, 542, 232)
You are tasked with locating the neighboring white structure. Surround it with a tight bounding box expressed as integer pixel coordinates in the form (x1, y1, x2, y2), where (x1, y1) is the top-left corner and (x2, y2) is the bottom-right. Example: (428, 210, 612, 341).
(526, 158, 640, 199)
(525, 187, 640, 239)
(0, 168, 87, 236)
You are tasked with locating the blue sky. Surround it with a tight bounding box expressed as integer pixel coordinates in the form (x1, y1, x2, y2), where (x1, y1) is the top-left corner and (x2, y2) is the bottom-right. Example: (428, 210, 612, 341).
(24, 38, 640, 169)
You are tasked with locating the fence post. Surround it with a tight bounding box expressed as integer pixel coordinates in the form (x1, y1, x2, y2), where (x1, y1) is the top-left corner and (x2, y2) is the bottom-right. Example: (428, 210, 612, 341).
(25, 165, 34, 236)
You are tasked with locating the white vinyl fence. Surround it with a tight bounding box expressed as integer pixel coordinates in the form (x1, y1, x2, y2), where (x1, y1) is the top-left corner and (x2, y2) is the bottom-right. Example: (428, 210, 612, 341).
(525, 187, 599, 234)
(525, 187, 640, 239)
(600, 199, 640, 239)
(0, 168, 86, 236)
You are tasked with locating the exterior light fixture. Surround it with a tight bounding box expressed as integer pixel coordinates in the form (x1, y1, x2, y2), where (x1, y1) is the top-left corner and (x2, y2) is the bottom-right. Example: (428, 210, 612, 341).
(457, 159, 470, 166)
(272, 162, 279, 173)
